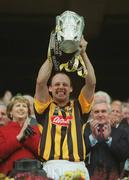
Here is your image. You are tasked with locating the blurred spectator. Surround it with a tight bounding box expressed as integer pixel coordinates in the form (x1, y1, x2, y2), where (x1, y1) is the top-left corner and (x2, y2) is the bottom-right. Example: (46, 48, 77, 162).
(122, 102, 129, 121)
(0, 102, 10, 126)
(110, 100, 123, 127)
(111, 99, 122, 106)
(1, 90, 13, 105)
(23, 94, 37, 125)
(23, 95, 35, 118)
(0, 95, 40, 175)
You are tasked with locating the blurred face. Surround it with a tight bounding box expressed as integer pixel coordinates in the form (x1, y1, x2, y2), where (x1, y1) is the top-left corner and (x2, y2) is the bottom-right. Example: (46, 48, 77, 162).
(0, 105, 8, 125)
(49, 73, 72, 105)
(11, 102, 29, 122)
(122, 107, 129, 123)
(23, 95, 34, 115)
(92, 103, 110, 124)
(110, 104, 122, 126)
(3, 90, 12, 105)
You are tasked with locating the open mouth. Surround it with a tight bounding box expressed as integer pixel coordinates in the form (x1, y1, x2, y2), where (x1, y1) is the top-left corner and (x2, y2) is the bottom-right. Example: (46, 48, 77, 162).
(56, 90, 66, 96)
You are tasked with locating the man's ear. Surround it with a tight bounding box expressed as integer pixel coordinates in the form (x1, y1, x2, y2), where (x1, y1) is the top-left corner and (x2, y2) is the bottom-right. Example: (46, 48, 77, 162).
(70, 86, 73, 92)
(49, 86, 52, 92)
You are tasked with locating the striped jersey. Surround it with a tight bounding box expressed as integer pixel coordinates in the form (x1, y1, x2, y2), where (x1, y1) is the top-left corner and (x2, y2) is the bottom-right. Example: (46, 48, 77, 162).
(34, 90, 92, 162)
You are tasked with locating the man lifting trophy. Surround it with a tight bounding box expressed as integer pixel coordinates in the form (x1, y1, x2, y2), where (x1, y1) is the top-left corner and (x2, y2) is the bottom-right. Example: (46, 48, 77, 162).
(47, 10, 88, 77)
(34, 10, 96, 180)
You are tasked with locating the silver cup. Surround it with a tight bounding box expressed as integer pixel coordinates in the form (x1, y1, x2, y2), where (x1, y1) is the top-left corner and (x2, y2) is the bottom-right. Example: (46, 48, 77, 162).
(56, 10, 85, 53)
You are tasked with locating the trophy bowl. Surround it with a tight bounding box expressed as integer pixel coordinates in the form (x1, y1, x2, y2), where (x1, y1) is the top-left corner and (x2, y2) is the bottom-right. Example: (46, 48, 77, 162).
(56, 10, 85, 54)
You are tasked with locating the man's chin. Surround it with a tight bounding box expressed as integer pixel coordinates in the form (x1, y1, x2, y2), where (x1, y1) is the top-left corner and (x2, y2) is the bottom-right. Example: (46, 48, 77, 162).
(57, 98, 66, 102)
(55, 96, 67, 102)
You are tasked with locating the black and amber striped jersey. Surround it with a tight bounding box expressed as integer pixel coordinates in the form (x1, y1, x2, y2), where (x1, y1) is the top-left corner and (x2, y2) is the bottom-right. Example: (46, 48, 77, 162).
(34, 90, 92, 162)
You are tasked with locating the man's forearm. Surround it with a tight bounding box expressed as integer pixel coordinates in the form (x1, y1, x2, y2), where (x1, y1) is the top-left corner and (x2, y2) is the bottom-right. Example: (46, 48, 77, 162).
(37, 59, 53, 85)
(81, 52, 96, 86)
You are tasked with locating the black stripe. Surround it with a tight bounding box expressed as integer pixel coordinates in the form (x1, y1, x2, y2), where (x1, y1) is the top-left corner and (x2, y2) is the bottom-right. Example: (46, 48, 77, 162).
(77, 100, 87, 125)
(49, 124, 56, 160)
(74, 100, 84, 161)
(67, 122, 74, 161)
(39, 108, 49, 160)
(34, 108, 43, 126)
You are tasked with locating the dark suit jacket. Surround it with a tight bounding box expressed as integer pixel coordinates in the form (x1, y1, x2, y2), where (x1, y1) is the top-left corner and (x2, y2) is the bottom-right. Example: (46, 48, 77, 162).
(84, 123, 129, 179)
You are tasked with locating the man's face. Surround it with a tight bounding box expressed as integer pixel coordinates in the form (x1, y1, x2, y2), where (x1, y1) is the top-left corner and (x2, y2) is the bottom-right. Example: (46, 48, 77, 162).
(92, 103, 110, 124)
(49, 73, 72, 104)
(110, 104, 122, 126)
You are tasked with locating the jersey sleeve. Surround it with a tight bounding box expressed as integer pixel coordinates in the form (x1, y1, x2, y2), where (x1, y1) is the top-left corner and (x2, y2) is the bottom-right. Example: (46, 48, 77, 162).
(34, 96, 52, 114)
(78, 90, 93, 114)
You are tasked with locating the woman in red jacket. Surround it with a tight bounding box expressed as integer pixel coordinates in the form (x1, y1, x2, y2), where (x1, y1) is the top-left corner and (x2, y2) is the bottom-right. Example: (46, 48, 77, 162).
(0, 95, 40, 175)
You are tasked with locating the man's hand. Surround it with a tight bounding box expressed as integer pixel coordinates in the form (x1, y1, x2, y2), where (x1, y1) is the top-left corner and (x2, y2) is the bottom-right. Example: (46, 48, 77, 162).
(102, 121, 111, 140)
(79, 36, 88, 54)
(90, 119, 100, 138)
(91, 119, 111, 141)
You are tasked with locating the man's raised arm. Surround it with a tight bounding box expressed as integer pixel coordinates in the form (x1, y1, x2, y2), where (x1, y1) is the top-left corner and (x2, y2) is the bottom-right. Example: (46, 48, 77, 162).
(80, 37, 96, 102)
(35, 59, 53, 102)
